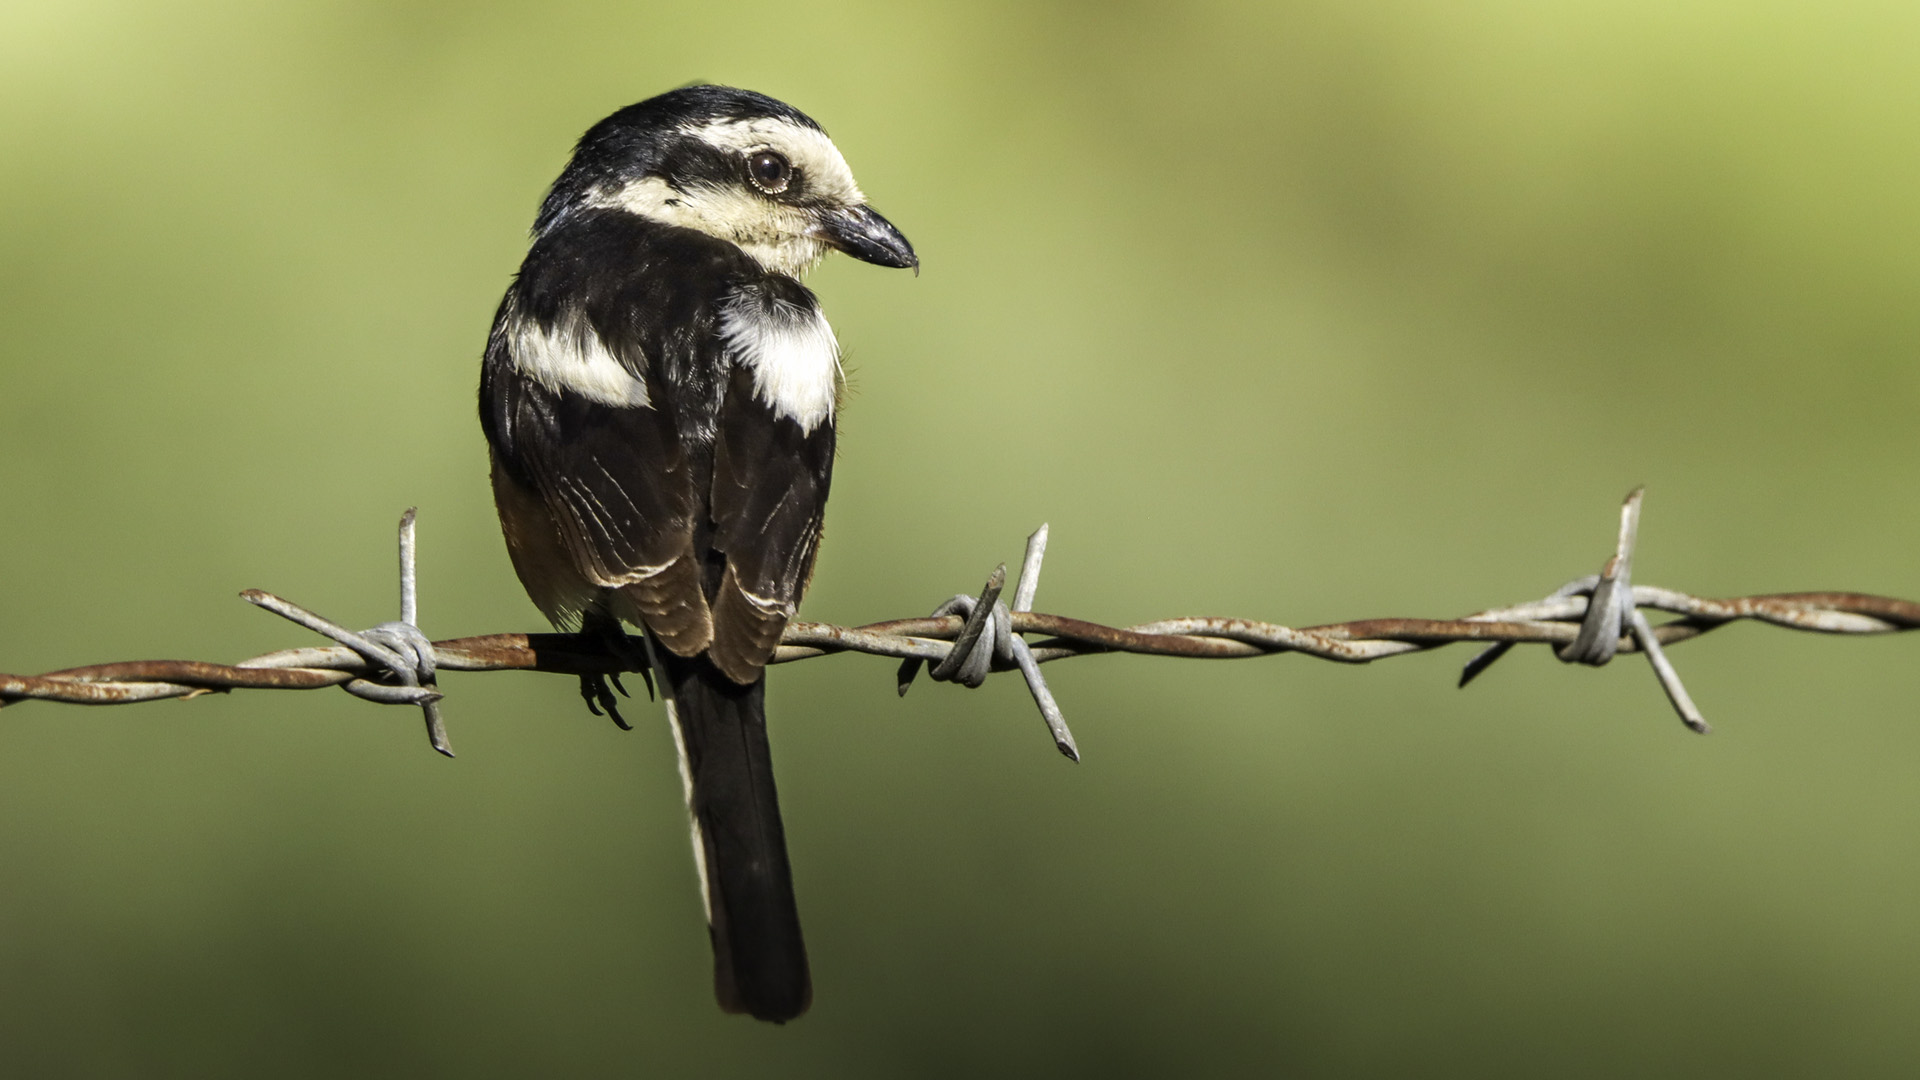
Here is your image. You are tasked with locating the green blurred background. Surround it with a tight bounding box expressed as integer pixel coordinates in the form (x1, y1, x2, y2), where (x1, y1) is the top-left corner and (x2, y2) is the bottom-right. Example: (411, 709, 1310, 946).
(4, 1, 1920, 1075)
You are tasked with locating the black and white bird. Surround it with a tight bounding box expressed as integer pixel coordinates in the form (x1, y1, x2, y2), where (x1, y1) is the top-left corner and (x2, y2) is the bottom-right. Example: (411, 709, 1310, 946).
(478, 86, 916, 1023)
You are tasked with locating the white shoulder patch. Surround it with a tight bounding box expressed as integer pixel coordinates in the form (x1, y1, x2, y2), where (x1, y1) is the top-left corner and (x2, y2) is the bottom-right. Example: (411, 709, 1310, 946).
(719, 290, 840, 432)
(506, 305, 650, 409)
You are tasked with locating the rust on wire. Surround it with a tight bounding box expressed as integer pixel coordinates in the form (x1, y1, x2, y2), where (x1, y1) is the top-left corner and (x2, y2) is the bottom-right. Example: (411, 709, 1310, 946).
(3, 491, 1917, 759)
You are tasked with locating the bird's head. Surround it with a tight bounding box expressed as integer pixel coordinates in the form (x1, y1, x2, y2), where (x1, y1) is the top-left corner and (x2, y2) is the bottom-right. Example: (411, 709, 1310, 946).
(539, 85, 917, 279)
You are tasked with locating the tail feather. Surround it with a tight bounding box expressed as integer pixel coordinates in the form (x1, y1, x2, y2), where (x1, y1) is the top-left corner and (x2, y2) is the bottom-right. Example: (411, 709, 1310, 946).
(656, 647, 811, 1023)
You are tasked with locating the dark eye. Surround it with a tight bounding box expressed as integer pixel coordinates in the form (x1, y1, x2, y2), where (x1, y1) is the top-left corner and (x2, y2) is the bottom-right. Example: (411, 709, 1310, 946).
(747, 150, 792, 194)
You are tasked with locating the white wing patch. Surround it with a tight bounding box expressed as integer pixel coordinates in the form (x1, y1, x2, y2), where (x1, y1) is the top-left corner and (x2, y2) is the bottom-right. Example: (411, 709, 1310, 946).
(507, 306, 650, 409)
(719, 290, 841, 433)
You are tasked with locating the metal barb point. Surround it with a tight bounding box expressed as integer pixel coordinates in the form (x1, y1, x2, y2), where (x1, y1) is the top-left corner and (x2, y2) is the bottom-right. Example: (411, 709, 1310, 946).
(1014, 524, 1049, 614)
(1009, 524, 1076, 760)
(1561, 487, 1643, 667)
(895, 656, 922, 697)
(400, 507, 419, 627)
(1458, 642, 1513, 687)
(1629, 608, 1711, 734)
(396, 508, 451, 756)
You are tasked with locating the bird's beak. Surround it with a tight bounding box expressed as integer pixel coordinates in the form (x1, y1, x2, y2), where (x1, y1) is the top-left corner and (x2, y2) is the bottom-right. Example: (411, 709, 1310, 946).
(813, 205, 918, 272)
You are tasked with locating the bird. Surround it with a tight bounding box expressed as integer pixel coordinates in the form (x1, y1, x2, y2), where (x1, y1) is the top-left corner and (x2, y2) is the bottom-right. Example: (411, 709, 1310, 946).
(477, 86, 916, 1023)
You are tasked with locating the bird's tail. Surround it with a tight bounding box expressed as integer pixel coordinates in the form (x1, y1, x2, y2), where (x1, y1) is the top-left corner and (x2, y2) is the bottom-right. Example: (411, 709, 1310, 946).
(654, 647, 811, 1023)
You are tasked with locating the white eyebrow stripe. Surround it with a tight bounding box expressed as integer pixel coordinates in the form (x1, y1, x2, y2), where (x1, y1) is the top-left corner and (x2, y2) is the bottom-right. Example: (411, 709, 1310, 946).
(680, 117, 864, 205)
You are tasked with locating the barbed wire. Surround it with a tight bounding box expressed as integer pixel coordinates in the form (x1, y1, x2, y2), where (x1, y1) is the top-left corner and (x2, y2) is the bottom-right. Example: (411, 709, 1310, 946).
(3, 490, 1915, 760)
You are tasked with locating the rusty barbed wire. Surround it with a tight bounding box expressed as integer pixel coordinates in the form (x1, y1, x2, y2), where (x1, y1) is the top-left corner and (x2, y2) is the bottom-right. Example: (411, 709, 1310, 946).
(3, 490, 1916, 760)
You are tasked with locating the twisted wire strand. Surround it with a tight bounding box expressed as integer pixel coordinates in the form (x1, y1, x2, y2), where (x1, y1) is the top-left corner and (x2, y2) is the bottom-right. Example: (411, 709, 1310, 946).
(3, 492, 1915, 759)
(5, 591, 1911, 700)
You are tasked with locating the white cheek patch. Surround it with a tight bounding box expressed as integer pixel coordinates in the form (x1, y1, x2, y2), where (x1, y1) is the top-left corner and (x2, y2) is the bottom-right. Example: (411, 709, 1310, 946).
(507, 306, 650, 409)
(719, 290, 840, 433)
(586, 177, 829, 280)
(733, 233, 829, 281)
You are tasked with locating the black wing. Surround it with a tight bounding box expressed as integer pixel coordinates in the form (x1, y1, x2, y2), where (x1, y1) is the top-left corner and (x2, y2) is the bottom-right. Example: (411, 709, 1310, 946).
(483, 346, 713, 653)
(706, 368, 837, 684)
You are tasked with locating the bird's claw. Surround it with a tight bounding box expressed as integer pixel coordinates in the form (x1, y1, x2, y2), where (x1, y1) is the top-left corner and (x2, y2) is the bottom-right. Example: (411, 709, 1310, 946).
(574, 615, 649, 729)
(580, 673, 630, 730)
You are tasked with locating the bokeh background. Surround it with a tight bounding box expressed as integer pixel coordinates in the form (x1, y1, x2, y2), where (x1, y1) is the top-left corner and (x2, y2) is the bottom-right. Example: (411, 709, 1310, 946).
(4, 1, 1920, 1075)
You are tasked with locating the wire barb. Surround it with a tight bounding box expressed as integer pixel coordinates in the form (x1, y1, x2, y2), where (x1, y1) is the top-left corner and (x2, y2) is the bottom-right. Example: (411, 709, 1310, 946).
(1452, 489, 1708, 733)
(239, 509, 453, 757)
(1008, 524, 1077, 760)
(1563, 487, 1642, 667)
(893, 525, 1079, 760)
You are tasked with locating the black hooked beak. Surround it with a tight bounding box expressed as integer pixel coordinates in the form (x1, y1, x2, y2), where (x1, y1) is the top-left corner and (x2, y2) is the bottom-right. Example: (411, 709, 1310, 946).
(814, 204, 918, 273)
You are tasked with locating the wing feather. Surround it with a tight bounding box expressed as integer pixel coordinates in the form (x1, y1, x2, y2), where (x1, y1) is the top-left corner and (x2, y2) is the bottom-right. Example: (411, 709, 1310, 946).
(706, 366, 835, 683)
(483, 326, 714, 655)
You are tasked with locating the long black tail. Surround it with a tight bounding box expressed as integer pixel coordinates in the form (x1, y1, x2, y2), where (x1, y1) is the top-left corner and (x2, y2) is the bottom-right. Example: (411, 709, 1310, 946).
(655, 648, 811, 1023)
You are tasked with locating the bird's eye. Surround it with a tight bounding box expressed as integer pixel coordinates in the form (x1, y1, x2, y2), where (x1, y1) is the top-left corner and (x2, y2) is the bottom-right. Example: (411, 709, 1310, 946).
(747, 150, 793, 194)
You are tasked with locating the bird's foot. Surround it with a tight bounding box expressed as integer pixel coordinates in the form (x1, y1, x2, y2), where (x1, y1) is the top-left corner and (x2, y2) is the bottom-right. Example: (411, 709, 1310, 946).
(576, 615, 652, 730)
